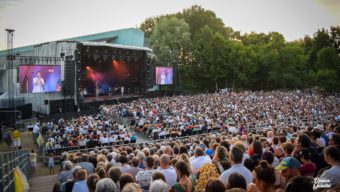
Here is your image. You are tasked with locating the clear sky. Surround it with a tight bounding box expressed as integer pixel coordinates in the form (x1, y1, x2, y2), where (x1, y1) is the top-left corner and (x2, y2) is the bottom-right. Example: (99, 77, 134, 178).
(0, 0, 339, 50)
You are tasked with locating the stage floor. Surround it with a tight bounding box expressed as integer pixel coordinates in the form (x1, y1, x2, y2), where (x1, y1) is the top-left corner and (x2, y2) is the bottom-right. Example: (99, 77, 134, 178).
(83, 94, 141, 103)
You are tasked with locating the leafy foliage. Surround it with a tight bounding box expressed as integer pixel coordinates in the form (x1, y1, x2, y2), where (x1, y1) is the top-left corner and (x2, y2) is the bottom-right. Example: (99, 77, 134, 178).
(139, 5, 340, 92)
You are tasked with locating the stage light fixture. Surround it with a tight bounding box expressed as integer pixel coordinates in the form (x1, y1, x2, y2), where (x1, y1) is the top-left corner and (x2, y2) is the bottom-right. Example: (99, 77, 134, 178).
(86, 66, 90, 70)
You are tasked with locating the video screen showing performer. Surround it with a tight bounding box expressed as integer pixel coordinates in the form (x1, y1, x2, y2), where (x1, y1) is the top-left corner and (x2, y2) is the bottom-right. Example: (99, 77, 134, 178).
(32, 71, 45, 93)
(19, 65, 62, 93)
(156, 67, 173, 85)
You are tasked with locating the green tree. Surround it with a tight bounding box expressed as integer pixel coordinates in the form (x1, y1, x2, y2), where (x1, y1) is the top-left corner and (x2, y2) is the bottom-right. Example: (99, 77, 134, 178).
(150, 17, 191, 62)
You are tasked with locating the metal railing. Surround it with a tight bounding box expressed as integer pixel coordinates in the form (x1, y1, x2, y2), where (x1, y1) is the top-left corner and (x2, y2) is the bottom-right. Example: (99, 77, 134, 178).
(0, 150, 31, 192)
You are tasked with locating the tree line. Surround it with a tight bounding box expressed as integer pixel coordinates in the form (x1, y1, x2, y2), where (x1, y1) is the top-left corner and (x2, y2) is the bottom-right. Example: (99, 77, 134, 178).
(139, 5, 340, 93)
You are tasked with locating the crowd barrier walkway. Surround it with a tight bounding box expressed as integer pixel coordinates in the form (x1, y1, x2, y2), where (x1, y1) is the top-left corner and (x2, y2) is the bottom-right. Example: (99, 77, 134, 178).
(28, 174, 58, 192)
(0, 150, 31, 192)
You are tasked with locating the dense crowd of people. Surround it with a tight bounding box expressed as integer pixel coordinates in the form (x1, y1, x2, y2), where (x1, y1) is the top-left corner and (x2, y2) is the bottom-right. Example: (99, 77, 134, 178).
(51, 122, 340, 192)
(31, 113, 137, 150)
(106, 91, 338, 138)
(31, 90, 340, 192)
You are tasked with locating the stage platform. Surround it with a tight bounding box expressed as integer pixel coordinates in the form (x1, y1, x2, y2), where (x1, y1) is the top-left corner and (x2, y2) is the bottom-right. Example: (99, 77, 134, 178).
(81, 94, 142, 109)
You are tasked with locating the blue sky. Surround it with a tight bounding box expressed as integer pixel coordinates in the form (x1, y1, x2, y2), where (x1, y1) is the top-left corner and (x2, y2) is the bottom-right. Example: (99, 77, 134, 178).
(0, 0, 339, 50)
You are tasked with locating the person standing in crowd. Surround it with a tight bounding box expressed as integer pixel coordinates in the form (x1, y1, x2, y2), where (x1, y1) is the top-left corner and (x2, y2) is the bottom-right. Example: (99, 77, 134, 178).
(11, 127, 21, 150)
(29, 150, 37, 175)
(33, 123, 40, 144)
(48, 153, 55, 175)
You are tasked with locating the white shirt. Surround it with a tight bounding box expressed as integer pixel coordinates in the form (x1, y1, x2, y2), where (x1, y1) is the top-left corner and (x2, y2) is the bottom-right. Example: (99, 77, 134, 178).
(190, 155, 212, 176)
(157, 167, 177, 187)
(99, 137, 108, 144)
(242, 153, 250, 164)
(219, 164, 252, 186)
(33, 124, 40, 133)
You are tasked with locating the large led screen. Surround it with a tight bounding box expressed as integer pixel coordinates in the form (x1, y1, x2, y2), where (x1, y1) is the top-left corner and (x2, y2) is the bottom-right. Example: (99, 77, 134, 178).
(19, 65, 62, 93)
(155, 67, 173, 85)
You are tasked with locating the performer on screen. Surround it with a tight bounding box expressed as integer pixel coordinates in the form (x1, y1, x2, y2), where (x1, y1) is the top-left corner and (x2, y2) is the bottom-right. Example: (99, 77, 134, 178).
(32, 71, 45, 93)
(160, 71, 167, 85)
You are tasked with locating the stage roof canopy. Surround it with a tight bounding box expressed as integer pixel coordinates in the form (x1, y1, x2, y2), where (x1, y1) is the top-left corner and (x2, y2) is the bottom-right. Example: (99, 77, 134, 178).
(0, 28, 149, 57)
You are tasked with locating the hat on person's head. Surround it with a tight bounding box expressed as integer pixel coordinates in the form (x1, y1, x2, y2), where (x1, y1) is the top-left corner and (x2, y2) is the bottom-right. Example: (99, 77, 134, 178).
(205, 149, 213, 156)
(275, 157, 300, 171)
